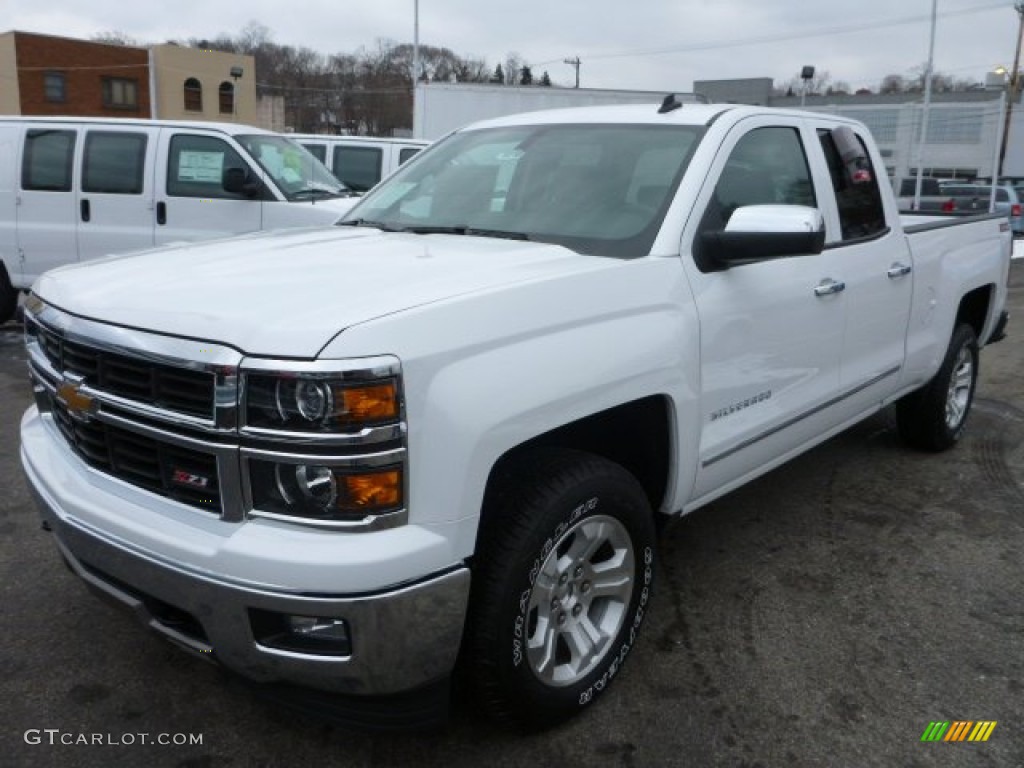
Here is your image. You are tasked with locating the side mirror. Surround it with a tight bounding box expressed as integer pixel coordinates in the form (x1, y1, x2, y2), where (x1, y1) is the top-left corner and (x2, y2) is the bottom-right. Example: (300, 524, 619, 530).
(223, 167, 261, 198)
(699, 205, 825, 267)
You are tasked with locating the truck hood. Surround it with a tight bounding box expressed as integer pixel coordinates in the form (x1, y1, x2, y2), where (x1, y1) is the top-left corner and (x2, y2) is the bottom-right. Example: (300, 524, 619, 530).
(34, 227, 612, 357)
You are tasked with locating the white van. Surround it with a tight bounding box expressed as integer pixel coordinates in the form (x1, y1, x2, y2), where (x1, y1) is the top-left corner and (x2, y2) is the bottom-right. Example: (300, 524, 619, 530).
(289, 135, 429, 193)
(0, 117, 358, 323)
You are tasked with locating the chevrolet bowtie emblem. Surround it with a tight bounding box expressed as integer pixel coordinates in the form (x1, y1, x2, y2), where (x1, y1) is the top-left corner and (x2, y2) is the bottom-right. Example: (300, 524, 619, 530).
(56, 379, 96, 422)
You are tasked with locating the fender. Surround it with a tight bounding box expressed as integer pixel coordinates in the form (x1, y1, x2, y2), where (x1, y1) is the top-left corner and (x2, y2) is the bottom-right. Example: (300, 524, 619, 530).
(325, 254, 703, 557)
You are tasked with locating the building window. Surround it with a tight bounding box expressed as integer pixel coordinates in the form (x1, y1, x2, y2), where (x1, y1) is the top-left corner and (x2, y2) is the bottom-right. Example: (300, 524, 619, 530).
(184, 78, 202, 111)
(219, 82, 234, 114)
(101, 78, 139, 109)
(44, 72, 66, 103)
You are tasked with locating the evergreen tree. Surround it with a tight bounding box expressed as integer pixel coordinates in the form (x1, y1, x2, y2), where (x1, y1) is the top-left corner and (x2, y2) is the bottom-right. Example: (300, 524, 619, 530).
(540, 71, 552, 87)
(520, 66, 533, 85)
(490, 63, 505, 84)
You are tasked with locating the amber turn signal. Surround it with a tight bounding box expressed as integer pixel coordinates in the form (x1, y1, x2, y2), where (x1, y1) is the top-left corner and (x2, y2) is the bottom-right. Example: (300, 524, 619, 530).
(336, 469, 402, 513)
(337, 382, 398, 425)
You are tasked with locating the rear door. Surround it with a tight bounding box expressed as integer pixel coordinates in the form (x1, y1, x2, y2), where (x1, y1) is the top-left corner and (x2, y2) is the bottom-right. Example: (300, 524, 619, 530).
(812, 124, 911, 418)
(76, 126, 157, 262)
(15, 125, 80, 285)
(153, 129, 263, 245)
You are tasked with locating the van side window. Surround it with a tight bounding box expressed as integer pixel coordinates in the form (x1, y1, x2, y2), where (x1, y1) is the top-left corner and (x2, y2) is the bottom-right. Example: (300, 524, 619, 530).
(83, 132, 147, 194)
(399, 147, 422, 165)
(22, 129, 76, 192)
(698, 126, 815, 236)
(818, 129, 886, 242)
(301, 143, 327, 163)
(333, 146, 383, 192)
(167, 134, 250, 199)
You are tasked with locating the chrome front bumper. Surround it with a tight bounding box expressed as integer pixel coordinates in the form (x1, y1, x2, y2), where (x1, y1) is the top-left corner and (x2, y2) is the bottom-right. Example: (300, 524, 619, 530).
(22, 421, 471, 698)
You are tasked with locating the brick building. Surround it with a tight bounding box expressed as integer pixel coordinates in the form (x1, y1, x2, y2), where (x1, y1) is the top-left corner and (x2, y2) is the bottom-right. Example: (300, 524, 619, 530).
(0, 31, 151, 117)
(0, 31, 257, 126)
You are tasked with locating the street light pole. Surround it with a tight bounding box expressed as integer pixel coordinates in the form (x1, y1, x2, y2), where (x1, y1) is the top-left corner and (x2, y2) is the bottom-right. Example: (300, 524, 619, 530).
(998, 1, 1024, 178)
(912, 0, 938, 211)
(413, 0, 420, 87)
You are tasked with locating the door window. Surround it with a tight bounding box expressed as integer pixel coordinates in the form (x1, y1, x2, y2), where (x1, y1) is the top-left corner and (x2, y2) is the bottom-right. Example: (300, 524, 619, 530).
(818, 129, 886, 242)
(399, 147, 422, 165)
(22, 129, 76, 192)
(696, 126, 815, 265)
(83, 131, 147, 194)
(332, 146, 383, 192)
(167, 134, 249, 199)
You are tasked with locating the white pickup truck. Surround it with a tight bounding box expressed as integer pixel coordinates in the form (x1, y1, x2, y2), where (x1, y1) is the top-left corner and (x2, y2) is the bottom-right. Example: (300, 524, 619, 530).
(20, 102, 1011, 729)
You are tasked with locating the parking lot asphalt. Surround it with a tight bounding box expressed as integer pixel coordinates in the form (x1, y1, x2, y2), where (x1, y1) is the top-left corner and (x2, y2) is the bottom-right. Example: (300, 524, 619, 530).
(1, 264, 1023, 768)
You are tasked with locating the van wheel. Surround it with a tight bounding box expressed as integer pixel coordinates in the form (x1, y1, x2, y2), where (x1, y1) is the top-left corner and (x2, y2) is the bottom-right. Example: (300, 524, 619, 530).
(896, 323, 979, 451)
(466, 449, 656, 728)
(0, 266, 16, 325)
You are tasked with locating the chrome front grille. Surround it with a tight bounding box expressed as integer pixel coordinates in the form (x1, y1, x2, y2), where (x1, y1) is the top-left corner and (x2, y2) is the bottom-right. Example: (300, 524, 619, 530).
(51, 397, 221, 510)
(24, 297, 407, 531)
(36, 323, 214, 419)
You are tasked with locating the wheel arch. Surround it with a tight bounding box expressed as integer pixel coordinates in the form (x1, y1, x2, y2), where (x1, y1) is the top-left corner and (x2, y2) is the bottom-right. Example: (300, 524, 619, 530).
(955, 283, 993, 343)
(477, 395, 674, 547)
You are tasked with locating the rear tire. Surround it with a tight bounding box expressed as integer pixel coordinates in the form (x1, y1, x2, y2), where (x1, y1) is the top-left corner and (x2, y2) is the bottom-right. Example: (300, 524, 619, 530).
(0, 265, 16, 325)
(466, 449, 656, 728)
(896, 323, 979, 451)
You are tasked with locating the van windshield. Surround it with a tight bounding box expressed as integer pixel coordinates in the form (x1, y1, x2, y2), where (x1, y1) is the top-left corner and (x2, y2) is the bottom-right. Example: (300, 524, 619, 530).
(235, 135, 351, 201)
(339, 123, 704, 258)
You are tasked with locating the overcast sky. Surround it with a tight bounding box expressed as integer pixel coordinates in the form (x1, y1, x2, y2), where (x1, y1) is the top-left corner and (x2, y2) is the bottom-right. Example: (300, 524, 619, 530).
(4, 0, 1021, 92)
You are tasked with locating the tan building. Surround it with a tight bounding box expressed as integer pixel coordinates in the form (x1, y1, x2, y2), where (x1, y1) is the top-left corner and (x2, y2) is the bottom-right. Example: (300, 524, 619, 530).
(150, 44, 255, 124)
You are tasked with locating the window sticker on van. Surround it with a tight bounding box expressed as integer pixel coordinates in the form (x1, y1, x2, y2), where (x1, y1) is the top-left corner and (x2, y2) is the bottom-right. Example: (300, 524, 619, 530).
(177, 151, 224, 183)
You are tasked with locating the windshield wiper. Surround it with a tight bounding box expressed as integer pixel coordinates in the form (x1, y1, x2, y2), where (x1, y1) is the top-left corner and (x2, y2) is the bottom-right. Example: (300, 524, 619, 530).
(292, 187, 346, 201)
(337, 218, 408, 232)
(404, 225, 531, 241)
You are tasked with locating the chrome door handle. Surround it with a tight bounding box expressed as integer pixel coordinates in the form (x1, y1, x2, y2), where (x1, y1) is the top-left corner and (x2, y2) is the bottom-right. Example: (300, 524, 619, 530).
(814, 279, 846, 297)
(887, 262, 912, 278)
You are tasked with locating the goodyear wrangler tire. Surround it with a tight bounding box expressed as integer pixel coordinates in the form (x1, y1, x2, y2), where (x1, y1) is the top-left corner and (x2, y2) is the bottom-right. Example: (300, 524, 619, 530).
(896, 323, 979, 452)
(467, 449, 656, 727)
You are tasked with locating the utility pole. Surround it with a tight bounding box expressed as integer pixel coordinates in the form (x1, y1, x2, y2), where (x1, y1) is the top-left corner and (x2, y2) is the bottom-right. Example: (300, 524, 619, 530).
(564, 56, 580, 88)
(998, 1, 1024, 178)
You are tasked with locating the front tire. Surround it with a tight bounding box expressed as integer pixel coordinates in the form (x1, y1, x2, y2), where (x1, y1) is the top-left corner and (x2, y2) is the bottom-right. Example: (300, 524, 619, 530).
(467, 449, 656, 728)
(896, 323, 979, 451)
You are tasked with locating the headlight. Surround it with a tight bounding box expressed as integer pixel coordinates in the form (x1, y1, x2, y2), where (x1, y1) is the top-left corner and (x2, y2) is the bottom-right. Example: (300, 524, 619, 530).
(245, 374, 399, 432)
(240, 358, 407, 528)
(249, 460, 403, 522)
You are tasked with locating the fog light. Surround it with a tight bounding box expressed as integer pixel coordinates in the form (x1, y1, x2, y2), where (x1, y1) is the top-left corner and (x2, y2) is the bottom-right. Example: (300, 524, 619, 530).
(250, 609, 352, 657)
(288, 616, 349, 642)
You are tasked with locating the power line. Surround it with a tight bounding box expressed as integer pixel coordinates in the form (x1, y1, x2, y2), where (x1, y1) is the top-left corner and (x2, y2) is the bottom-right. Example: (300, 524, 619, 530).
(545, 1, 1008, 64)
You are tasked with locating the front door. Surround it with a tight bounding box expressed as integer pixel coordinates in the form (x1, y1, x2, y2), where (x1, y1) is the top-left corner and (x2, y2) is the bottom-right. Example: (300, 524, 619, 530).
(684, 119, 846, 500)
(153, 129, 263, 246)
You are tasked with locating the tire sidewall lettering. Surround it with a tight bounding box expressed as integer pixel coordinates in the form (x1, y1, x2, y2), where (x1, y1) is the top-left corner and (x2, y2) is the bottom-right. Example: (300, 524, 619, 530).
(576, 544, 654, 708)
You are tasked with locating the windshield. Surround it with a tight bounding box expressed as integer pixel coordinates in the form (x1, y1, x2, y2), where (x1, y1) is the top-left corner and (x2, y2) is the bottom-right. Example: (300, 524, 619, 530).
(340, 123, 704, 258)
(235, 134, 349, 201)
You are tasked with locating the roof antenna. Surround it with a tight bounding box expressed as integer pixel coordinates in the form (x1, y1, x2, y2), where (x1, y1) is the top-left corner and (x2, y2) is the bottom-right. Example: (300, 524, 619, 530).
(658, 94, 682, 114)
